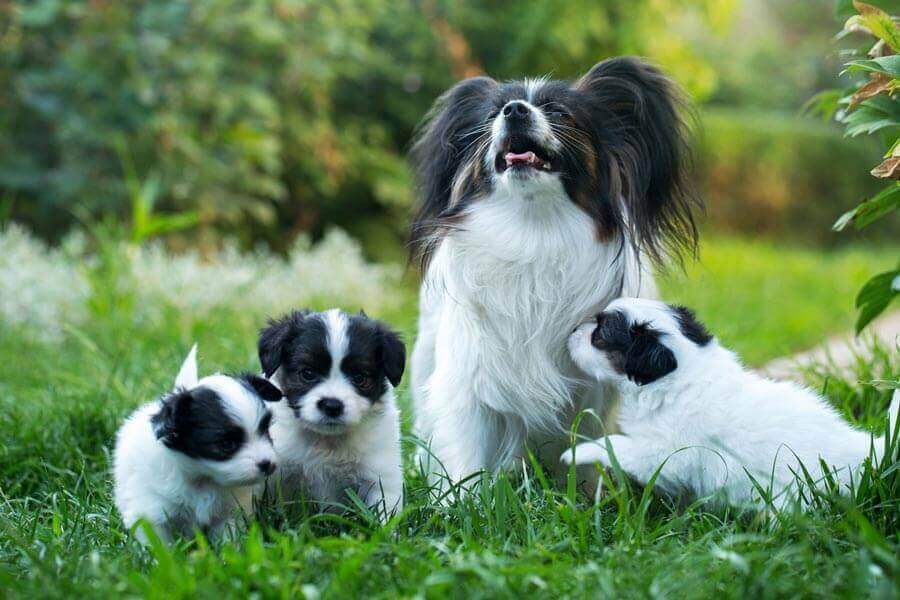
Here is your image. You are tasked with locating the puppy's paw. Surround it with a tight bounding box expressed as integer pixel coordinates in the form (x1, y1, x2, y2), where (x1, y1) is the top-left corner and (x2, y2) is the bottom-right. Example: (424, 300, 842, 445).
(560, 440, 611, 467)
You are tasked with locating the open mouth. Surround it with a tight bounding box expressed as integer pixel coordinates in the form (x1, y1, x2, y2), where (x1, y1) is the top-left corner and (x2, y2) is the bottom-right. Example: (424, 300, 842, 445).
(494, 138, 554, 174)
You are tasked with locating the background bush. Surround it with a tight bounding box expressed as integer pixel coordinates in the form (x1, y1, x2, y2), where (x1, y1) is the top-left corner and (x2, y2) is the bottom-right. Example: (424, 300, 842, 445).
(695, 107, 895, 244)
(5, 0, 891, 255)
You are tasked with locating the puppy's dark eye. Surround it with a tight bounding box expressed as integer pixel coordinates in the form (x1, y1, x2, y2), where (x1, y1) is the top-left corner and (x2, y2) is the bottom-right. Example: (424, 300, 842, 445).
(220, 439, 240, 453)
(299, 368, 319, 383)
(350, 373, 374, 389)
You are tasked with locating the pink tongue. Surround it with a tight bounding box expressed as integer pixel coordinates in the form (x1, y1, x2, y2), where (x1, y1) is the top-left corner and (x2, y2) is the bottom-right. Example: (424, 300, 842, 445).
(505, 151, 536, 165)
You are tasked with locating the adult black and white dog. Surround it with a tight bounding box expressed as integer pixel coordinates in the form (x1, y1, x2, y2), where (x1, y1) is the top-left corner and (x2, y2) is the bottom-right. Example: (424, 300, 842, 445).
(408, 57, 700, 485)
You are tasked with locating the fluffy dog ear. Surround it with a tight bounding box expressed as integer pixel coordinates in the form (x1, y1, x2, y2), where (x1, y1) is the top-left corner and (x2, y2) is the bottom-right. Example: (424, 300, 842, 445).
(575, 56, 699, 264)
(240, 374, 284, 402)
(624, 332, 677, 386)
(174, 344, 198, 390)
(409, 76, 497, 267)
(151, 389, 191, 445)
(670, 305, 713, 346)
(378, 326, 406, 388)
(258, 311, 307, 378)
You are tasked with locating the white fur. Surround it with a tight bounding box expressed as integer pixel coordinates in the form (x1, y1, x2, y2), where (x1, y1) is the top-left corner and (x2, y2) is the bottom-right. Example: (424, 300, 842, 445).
(561, 298, 899, 510)
(412, 165, 656, 487)
(113, 347, 276, 544)
(268, 310, 403, 521)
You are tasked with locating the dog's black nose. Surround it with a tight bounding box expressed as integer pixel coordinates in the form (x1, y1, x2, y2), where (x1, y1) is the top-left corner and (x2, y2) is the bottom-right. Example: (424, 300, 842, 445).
(317, 397, 344, 418)
(257, 459, 275, 476)
(502, 101, 530, 122)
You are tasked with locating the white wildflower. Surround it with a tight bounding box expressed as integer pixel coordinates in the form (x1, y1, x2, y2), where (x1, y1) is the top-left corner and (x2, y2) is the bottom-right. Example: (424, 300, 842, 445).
(0, 224, 90, 341)
(0, 225, 401, 341)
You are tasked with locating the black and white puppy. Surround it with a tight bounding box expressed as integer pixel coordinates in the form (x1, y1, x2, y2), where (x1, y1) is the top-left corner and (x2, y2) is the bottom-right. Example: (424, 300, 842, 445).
(562, 298, 899, 510)
(258, 309, 405, 521)
(113, 345, 283, 544)
(409, 57, 700, 485)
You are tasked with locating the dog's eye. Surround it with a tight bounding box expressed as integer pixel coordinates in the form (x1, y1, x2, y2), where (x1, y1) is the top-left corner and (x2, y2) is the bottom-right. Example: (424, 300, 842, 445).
(543, 103, 569, 119)
(350, 373, 373, 389)
(220, 439, 239, 453)
(299, 368, 319, 383)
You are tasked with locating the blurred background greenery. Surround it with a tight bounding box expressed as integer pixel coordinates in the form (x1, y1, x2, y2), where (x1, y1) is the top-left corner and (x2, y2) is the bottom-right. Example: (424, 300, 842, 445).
(1, 0, 897, 259)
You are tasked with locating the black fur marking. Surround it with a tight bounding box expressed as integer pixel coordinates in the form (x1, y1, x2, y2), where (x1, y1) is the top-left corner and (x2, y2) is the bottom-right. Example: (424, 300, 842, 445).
(238, 373, 284, 402)
(670, 305, 712, 346)
(151, 387, 246, 461)
(591, 310, 677, 385)
(257, 310, 406, 409)
(409, 76, 498, 269)
(408, 57, 700, 270)
(258, 311, 331, 408)
(257, 411, 273, 439)
(344, 314, 406, 397)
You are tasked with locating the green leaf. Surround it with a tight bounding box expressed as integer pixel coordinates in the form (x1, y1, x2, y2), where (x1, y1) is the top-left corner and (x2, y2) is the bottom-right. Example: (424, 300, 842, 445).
(855, 267, 900, 333)
(142, 211, 200, 239)
(803, 89, 845, 122)
(833, 184, 900, 231)
(852, 2, 900, 52)
(844, 55, 900, 78)
(840, 95, 900, 137)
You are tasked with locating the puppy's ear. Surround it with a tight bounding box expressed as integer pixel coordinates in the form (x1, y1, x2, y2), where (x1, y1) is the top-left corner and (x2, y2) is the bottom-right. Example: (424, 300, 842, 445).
(670, 305, 713, 346)
(409, 76, 497, 267)
(258, 311, 306, 378)
(378, 325, 406, 388)
(576, 56, 699, 264)
(241, 374, 284, 403)
(151, 389, 191, 446)
(624, 329, 677, 385)
(174, 344, 199, 391)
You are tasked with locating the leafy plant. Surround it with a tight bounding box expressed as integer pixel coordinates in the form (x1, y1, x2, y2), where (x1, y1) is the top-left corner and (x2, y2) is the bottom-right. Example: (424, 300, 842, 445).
(0, 0, 733, 249)
(809, 1, 900, 332)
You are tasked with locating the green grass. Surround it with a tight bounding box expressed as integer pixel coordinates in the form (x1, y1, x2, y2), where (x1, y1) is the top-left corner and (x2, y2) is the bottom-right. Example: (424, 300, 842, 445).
(0, 235, 898, 598)
(658, 236, 899, 365)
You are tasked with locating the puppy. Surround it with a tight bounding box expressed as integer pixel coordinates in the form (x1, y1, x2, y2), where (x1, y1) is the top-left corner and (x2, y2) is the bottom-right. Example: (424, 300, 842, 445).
(258, 309, 405, 522)
(408, 57, 700, 486)
(561, 298, 899, 510)
(113, 345, 283, 544)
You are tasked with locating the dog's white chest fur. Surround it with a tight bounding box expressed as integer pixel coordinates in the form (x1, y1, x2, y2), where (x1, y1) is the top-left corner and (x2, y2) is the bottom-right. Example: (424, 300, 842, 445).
(438, 193, 615, 413)
(413, 181, 653, 478)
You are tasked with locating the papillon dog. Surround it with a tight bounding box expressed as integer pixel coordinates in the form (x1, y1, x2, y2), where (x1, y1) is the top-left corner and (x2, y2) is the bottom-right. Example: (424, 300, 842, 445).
(258, 309, 405, 521)
(113, 345, 283, 544)
(561, 298, 899, 510)
(408, 56, 700, 485)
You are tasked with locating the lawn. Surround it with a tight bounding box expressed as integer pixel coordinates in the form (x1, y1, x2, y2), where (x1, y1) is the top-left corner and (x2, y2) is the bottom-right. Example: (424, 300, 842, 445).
(0, 233, 897, 598)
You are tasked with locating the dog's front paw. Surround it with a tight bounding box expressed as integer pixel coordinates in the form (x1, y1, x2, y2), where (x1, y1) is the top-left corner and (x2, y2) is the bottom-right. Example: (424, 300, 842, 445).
(560, 440, 612, 467)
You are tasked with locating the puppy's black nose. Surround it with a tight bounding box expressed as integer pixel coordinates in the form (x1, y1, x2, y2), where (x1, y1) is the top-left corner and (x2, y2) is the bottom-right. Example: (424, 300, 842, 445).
(317, 397, 344, 418)
(502, 101, 530, 122)
(257, 460, 275, 476)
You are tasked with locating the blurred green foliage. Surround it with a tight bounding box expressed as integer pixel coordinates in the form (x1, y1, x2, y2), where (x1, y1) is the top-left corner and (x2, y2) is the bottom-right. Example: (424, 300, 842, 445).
(697, 107, 895, 245)
(808, 0, 900, 332)
(0, 0, 892, 252)
(0, 0, 732, 249)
